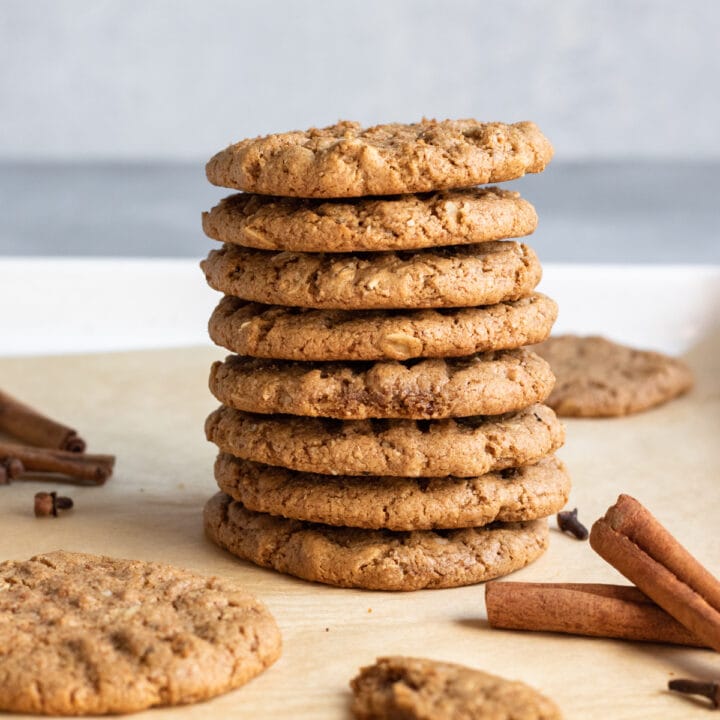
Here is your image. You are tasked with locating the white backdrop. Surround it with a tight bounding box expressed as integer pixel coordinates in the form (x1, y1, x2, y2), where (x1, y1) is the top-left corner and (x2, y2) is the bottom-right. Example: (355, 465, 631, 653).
(1, 0, 719, 161)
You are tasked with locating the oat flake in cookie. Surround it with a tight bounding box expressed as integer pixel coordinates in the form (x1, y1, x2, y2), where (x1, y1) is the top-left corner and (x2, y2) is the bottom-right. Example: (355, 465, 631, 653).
(206, 119, 553, 197)
(351, 656, 562, 719)
(204, 493, 549, 591)
(0, 551, 281, 715)
(534, 335, 694, 417)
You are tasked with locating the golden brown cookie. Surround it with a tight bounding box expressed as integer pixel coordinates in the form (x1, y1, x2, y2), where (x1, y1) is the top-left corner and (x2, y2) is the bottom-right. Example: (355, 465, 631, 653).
(351, 656, 562, 719)
(204, 493, 549, 590)
(206, 119, 553, 197)
(0, 551, 281, 715)
(534, 335, 694, 417)
(201, 188, 537, 253)
(208, 293, 558, 361)
(209, 349, 555, 419)
(205, 404, 565, 478)
(201, 241, 541, 310)
(214, 454, 570, 531)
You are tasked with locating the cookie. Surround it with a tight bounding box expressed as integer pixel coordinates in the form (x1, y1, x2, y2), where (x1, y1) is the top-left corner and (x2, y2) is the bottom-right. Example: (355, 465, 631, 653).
(214, 454, 570, 531)
(201, 188, 537, 253)
(204, 493, 549, 590)
(208, 293, 558, 361)
(0, 551, 281, 715)
(351, 656, 562, 719)
(534, 335, 694, 417)
(209, 348, 555, 419)
(205, 404, 565, 477)
(201, 241, 541, 310)
(206, 119, 553, 197)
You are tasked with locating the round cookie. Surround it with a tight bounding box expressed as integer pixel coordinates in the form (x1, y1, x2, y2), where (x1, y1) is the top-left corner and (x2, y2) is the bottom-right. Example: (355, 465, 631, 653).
(209, 349, 555, 419)
(208, 293, 558, 361)
(201, 188, 538, 253)
(201, 241, 541, 310)
(351, 656, 562, 720)
(204, 493, 549, 591)
(206, 119, 553, 197)
(534, 335, 694, 417)
(214, 454, 571, 531)
(205, 403, 565, 478)
(0, 551, 281, 715)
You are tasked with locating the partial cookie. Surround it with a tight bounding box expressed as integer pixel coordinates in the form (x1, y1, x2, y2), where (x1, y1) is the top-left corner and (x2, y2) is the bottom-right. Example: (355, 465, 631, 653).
(214, 454, 570, 531)
(534, 335, 694, 417)
(0, 551, 281, 715)
(209, 349, 555, 419)
(204, 493, 549, 591)
(206, 119, 553, 197)
(202, 188, 537, 253)
(205, 403, 565, 477)
(201, 241, 541, 310)
(208, 293, 558, 361)
(351, 656, 562, 719)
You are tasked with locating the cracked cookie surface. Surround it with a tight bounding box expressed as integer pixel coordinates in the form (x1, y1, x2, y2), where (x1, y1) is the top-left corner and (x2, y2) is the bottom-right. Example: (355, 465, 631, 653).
(205, 403, 565, 478)
(201, 241, 541, 310)
(204, 493, 549, 590)
(534, 335, 694, 417)
(208, 293, 557, 361)
(206, 119, 553, 197)
(202, 187, 537, 252)
(209, 348, 555, 419)
(351, 656, 562, 719)
(214, 454, 570, 531)
(0, 551, 281, 715)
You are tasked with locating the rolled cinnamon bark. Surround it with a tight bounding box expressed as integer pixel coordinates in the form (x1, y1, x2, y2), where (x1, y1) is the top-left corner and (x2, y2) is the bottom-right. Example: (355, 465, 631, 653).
(0, 389, 86, 452)
(590, 494, 720, 653)
(486, 581, 706, 647)
(0, 441, 114, 485)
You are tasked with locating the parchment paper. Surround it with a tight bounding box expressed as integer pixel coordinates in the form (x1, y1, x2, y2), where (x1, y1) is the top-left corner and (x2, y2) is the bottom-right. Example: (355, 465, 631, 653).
(0, 332, 718, 718)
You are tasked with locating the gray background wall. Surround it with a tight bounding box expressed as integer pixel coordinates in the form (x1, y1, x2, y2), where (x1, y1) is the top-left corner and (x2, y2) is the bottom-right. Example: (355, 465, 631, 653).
(2, 0, 719, 161)
(1, 0, 718, 262)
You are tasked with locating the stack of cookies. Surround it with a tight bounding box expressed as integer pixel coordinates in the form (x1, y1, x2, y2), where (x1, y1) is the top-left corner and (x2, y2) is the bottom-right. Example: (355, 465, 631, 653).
(200, 119, 569, 591)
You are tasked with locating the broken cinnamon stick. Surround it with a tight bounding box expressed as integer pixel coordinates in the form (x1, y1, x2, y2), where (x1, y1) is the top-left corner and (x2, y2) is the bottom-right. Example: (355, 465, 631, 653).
(0, 388, 86, 452)
(590, 494, 720, 653)
(485, 581, 706, 647)
(0, 441, 114, 485)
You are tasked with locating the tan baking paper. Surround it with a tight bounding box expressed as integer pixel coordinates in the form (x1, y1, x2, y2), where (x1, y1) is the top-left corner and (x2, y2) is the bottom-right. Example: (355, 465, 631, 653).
(0, 333, 718, 718)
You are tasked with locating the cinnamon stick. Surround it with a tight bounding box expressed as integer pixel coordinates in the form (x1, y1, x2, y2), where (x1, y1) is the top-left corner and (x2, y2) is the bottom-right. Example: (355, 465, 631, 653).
(0, 388, 86, 452)
(590, 494, 720, 653)
(0, 441, 114, 485)
(485, 581, 706, 647)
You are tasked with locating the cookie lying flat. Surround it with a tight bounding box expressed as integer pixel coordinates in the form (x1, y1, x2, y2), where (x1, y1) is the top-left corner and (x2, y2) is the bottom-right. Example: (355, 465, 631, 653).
(209, 349, 555, 419)
(534, 335, 694, 417)
(204, 493, 549, 591)
(201, 241, 541, 310)
(206, 119, 553, 197)
(214, 454, 570, 531)
(208, 293, 558, 361)
(0, 551, 281, 716)
(351, 656, 562, 719)
(205, 404, 565, 478)
(202, 188, 537, 253)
